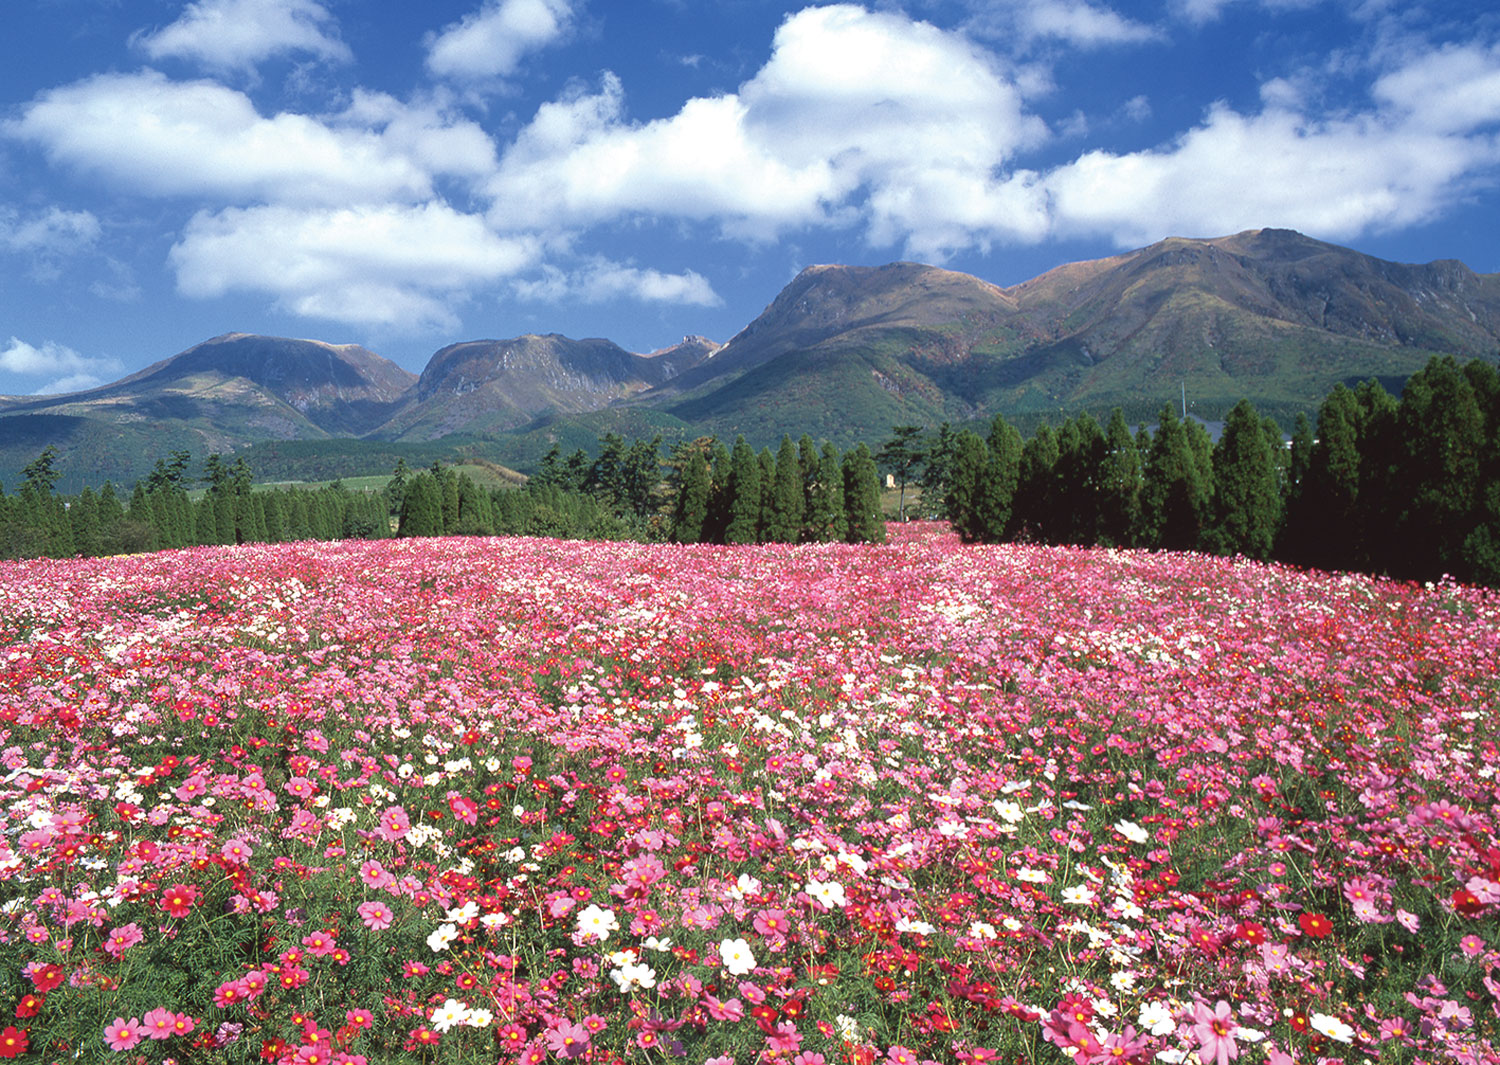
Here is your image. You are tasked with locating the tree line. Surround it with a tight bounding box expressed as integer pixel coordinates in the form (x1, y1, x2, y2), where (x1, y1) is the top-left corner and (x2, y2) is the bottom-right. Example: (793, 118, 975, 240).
(912, 355, 1500, 586)
(391, 433, 886, 546)
(0, 429, 888, 561)
(0, 449, 392, 560)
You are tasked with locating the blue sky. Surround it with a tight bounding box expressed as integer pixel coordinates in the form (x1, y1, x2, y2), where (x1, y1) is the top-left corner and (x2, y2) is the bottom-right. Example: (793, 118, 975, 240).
(2, 0, 1498, 394)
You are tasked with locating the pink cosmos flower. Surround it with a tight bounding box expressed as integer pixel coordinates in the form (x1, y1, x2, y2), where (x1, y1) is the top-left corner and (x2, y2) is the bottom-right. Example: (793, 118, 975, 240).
(1191, 1001, 1239, 1065)
(103, 1017, 144, 1052)
(302, 929, 338, 956)
(103, 922, 144, 957)
(545, 1020, 590, 1059)
(766, 1022, 803, 1054)
(212, 980, 249, 1009)
(376, 805, 411, 842)
(358, 901, 394, 930)
(140, 1008, 175, 1040)
(447, 792, 478, 825)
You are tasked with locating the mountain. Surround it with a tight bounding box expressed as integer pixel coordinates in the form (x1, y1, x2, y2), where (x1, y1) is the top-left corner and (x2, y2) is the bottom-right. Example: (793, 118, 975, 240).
(646, 229, 1500, 441)
(5, 229, 1499, 489)
(0, 334, 416, 488)
(373, 333, 718, 441)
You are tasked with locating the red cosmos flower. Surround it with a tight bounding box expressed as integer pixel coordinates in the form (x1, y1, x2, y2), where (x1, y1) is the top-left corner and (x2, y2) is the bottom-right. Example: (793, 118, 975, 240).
(28, 965, 63, 993)
(1234, 921, 1267, 946)
(0, 1027, 28, 1058)
(1452, 888, 1484, 916)
(160, 883, 200, 917)
(1298, 912, 1333, 939)
(15, 994, 43, 1019)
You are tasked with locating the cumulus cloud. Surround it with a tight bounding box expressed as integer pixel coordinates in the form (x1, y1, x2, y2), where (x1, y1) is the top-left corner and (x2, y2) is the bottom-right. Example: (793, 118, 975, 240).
(6, 72, 490, 206)
(133, 0, 351, 73)
(489, 5, 1047, 254)
(1044, 41, 1500, 246)
(514, 259, 722, 306)
(426, 0, 575, 81)
(1, 337, 124, 394)
(168, 203, 538, 330)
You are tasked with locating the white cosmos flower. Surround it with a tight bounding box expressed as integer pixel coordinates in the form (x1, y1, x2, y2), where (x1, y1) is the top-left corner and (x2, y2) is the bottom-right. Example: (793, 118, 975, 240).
(610, 960, 657, 991)
(1115, 819, 1150, 843)
(1061, 884, 1097, 905)
(445, 900, 479, 924)
(576, 903, 619, 942)
(1309, 1013, 1354, 1043)
(431, 998, 470, 1032)
(719, 937, 757, 975)
(426, 923, 458, 952)
(994, 800, 1025, 823)
(1139, 1000, 1177, 1036)
(805, 879, 847, 908)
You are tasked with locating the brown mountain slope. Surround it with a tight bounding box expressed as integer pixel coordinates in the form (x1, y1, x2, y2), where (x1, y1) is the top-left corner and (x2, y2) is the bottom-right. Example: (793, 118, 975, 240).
(373, 333, 718, 441)
(658, 230, 1500, 438)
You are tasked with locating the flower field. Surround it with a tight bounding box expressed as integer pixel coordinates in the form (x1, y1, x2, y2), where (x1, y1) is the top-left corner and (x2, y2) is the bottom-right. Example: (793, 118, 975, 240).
(1, 524, 1498, 1064)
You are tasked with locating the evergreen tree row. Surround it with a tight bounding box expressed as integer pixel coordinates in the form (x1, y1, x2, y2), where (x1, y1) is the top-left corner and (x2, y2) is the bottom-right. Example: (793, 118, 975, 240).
(0, 449, 391, 561)
(390, 432, 887, 546)
(926, 355, 1500, 586)
(666, 434, 884, 546)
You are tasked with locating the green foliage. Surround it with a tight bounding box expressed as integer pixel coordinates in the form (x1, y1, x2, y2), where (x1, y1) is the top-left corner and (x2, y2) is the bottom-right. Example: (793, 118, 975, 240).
(1140, 406, 1209, 550)
(397, 473, 444, 537)
(723, 437, 762, 545)
(841, 442, 885, 544)
(1204, 399, 1283, 560)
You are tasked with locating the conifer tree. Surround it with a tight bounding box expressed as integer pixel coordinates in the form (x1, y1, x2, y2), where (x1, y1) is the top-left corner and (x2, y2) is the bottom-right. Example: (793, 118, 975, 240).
(262, 491, 286, 542)
(454, 474, 495, 535)
(1012, 424, 1060, 542)
(398, 473, 444, 537)
(671, 446, 712, 543)
(1205, 399, 1281, 559)
(1139, 406, 1209, 550)
(944, 430, 992, 543)
(723, 436, 762, 544)
(1391, 356, 1486, 580)
(755, 448, 777, 542)
(70, 486, 103, 557)
(1099, 408, 1143, 547)
(842, 442, 885, 543)
(797, 434, 821, 540)
(766, 435, 805, 542)
(806, 442, 845, 542)
(1054, 414, 1106, 545)
(704, 439, 733, 543)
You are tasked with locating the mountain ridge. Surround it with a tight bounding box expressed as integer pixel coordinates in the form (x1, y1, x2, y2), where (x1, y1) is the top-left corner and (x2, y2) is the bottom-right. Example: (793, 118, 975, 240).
(4, 228, 1498, 488)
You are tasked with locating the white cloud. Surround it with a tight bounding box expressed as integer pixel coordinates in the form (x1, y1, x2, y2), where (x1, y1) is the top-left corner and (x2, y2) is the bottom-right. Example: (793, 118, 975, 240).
(488, 5, 1047, 253)
(426, 0, 575, 81)
(515, 259, 722, 306)
(133, 0, 351, 73)
(1372, 42, 1500, 133)
(1043, 78, 1500, 247)
(1, 337, 124, 394)
(168, 202, 538, 330)
(1025, 0, 1159, 45)
(0, 206, 101, 254)
(7, 72, 490, 206)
